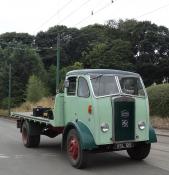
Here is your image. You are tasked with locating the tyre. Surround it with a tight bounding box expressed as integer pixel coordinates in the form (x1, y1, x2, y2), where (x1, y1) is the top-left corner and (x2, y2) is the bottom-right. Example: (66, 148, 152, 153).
(66, 129, 87, 169)
(22, 121, 40, 148)
(127, 142, 151, 160)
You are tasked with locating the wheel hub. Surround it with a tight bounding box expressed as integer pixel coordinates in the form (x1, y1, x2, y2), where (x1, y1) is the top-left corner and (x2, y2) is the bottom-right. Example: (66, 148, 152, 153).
(68, 137, 79, 160)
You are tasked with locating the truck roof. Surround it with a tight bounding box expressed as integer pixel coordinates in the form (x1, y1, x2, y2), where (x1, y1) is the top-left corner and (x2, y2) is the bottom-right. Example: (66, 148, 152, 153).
(66, 69, 140, 77)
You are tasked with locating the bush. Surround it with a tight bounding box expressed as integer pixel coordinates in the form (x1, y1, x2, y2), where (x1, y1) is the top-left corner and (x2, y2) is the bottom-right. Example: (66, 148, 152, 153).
(147, 84, 169, 117)
(26, 75, 49, 103)
(0, 97, 16, 109)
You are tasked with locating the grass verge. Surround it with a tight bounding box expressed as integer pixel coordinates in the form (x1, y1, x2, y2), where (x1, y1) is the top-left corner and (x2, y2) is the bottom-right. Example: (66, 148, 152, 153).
(150, 116, 169, 130)
(0, 97, 54, 117)
(11, 97, 54, 112)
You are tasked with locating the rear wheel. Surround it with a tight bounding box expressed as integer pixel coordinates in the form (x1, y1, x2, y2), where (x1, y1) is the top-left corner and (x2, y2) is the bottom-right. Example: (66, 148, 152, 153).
(66, 129, 87, 169)
(22, 121, 40, 148)
(127, 142, 151, 160)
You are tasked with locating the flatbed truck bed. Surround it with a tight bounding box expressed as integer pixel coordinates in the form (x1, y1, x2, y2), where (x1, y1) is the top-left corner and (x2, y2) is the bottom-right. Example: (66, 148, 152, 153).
(11, 112, 50, 125)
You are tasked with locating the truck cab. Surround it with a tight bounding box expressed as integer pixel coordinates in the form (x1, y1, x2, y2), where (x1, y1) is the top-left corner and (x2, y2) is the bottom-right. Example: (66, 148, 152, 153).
(62, 69, 149, 143)
(60, 69, 156, 167)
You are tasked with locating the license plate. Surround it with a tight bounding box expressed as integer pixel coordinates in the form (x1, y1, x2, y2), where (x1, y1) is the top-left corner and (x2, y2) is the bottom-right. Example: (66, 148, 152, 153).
(113, 143, 133, 150)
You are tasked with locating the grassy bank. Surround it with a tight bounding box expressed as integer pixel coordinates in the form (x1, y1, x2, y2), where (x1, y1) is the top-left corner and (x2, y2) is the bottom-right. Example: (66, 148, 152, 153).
(151, 116, 169, 130)
(12, 97, 54, 112)
(0, 97, 54, 117)
(0, 109, 8, 116)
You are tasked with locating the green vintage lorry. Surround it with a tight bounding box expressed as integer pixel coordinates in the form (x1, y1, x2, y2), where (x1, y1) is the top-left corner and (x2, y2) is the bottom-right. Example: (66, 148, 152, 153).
(11, 69, 157, 168)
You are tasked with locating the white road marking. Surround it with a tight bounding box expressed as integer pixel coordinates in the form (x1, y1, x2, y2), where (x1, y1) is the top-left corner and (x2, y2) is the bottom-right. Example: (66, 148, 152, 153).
(0, 155, 9, 159)
(41, 153, 58, 157)
(15, 155, 25, 158)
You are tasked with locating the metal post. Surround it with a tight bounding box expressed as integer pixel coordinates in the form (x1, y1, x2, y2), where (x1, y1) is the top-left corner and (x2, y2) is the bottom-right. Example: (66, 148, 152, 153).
(8, 64, 11, 116)
(56, 34, 60, 93)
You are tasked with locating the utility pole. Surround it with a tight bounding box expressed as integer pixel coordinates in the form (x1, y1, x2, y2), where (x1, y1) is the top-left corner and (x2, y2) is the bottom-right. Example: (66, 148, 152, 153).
(8, 64, 11, 116)
(56, 34, 60, 93)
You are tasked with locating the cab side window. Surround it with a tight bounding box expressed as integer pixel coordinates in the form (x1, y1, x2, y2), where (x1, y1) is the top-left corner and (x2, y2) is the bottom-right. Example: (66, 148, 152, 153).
(77, 77, 90, 98)
(67, 77, 77, 96)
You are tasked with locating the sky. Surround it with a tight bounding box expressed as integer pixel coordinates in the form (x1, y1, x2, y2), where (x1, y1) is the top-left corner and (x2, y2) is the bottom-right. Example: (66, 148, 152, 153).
(0, 0, 169, 35)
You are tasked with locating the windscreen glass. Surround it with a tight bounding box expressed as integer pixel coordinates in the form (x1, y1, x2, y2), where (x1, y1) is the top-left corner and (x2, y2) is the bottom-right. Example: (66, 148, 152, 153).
(118, 76, 145, 96)
(91, 75, 119, 97)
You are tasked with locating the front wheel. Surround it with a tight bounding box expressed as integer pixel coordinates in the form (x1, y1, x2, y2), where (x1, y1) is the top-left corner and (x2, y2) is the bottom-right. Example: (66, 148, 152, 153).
(22, 121, 40, 148)
(66, 129, 87, 169)
(127, 142, 151, 160)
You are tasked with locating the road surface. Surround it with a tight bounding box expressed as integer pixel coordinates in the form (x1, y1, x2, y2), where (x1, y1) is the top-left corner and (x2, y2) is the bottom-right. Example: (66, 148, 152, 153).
(0, 118, 169, 175)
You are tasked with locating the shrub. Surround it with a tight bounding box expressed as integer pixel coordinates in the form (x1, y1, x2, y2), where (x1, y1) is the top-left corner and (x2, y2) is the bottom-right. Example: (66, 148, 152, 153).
(0, 97, 16, 109)
(26, 75, 49, 103)
(147, 84, 169, 117)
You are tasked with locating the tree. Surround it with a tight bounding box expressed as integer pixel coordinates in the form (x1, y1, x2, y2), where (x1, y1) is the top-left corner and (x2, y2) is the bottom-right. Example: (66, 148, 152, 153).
(83, 39, 134, 71)
(0, 45, 47, 107)
(106, 19, 169, 86)
(59, 62, 83, 92)
(0, 32, 34, 49)
(47, 65, 57, 95)
(26, 75, 49, 102)
(35, 25, 81, 68)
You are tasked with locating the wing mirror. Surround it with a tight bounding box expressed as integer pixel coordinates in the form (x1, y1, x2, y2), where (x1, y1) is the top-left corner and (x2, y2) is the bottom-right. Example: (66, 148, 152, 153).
(64, 80, 69, 88)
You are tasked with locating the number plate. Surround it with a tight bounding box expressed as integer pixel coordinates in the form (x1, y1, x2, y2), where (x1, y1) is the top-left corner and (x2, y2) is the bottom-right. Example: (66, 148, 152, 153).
(113, 143, 133, 150)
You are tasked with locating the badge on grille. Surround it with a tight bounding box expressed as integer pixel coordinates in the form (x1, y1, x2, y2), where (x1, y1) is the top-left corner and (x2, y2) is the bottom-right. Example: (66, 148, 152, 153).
(121, 110, 129, 118)
(122, 119, 129, 128)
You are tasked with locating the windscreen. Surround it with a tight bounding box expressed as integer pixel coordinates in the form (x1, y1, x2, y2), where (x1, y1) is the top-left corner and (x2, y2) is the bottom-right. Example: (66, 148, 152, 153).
(91, 75, 119, 97)
(118, 76, 145, 96)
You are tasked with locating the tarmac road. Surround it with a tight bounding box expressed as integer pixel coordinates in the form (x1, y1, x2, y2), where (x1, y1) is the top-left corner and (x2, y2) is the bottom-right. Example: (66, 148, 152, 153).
(0, 118, 169, 175)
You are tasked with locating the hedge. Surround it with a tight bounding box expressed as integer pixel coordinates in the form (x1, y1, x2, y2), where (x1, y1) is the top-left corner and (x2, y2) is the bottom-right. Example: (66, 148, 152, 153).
(147, 84, 169, 118)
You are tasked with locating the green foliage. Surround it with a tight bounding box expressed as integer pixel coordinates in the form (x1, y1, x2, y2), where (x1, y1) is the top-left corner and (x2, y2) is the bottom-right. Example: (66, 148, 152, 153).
(36, 25, 82, 69)
(83, 39, 134, 71)
(1, 20, 169, 108)
(59, 62, 83, 92)
(26, 75, 49, 103)
(0, 45, 47, 106)
(0, 32, 34, 48)
(0, 97, 15, 109)
(47, 65, 57, 95)
(47, 62, 83, 94)
(60, 62, 83, 81)
(147, 84, 169, 117)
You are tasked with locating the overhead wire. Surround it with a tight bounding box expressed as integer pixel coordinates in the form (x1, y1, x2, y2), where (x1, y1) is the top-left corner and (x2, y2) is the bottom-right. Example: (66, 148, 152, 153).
(74, 0, 115, 27)
(57, 0, 91, 25)
(0, 41, 57, 51)
(137, 3, 169, 19)
(33, 0, 73, 34)
(34, 0, 116, 33)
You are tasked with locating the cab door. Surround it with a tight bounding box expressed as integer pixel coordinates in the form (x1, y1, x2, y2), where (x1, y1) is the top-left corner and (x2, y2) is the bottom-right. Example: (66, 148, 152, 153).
(64, 76, 78, 123)
(76, 77, 94, 132)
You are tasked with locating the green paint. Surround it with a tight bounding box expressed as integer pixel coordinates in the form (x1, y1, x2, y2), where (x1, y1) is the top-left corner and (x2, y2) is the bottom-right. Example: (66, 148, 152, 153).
(93, 97, 113, 145)
(54, 74, 152, 146)
(135, 98, 149, 141)
(76, 121, 97, 150)
(114, 98, 135, 141)
(50, 93, 64, 126)
(148, 125, 157, 143)
(64, 121, 97, 150)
